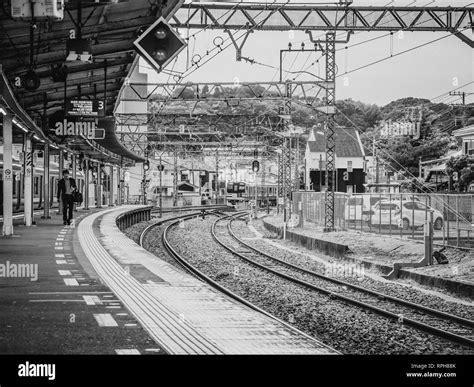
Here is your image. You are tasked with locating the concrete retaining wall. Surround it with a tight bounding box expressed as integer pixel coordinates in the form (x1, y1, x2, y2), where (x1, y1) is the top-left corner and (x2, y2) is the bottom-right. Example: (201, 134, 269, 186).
(263, 220, 473, 298)
(263, 221, 350, 258)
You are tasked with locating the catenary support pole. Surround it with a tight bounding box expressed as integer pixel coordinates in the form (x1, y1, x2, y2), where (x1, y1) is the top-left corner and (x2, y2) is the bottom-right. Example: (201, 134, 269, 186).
(109, 165, 114, 206)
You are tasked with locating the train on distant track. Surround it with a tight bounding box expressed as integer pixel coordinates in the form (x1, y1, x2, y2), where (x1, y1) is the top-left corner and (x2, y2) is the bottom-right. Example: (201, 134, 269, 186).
(225, 181, 278, 206)
(0, 154, 85, 213)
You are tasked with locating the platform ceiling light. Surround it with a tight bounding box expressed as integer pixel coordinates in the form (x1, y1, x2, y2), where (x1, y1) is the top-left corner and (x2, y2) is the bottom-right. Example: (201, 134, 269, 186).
(66, 39, 92, 62)
(12, 118, 28, 133)
(0, 107, 7, 115)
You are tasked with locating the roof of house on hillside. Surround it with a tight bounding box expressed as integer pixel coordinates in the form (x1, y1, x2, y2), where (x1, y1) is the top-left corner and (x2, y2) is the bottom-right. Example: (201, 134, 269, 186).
(307, 128, 365, 157)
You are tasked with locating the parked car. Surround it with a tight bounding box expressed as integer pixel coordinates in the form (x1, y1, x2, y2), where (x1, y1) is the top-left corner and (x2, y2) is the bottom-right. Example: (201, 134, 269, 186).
(344, 195, 388, 222)
(369, 200, 444, 230)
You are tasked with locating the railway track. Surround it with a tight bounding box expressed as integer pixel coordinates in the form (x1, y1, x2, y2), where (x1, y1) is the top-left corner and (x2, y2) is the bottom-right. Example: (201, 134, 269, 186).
(151, 204, 234, 216)
(210, 213, 474, 349)
(141, 210, 338, 352)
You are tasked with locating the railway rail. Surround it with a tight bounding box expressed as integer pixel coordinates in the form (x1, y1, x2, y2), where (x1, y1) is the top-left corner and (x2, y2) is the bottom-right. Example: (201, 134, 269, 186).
(140, 210, 338, 352)
(210, 213, 474, 349)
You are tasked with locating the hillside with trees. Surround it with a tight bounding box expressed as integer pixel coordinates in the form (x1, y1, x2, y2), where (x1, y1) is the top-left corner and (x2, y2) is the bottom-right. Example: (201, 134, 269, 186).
(150, 86, 474, 181)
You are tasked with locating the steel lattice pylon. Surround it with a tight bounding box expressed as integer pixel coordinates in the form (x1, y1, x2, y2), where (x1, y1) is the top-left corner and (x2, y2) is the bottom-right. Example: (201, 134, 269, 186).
(324, 32, 337, 232)
(283, 139, 292, 222)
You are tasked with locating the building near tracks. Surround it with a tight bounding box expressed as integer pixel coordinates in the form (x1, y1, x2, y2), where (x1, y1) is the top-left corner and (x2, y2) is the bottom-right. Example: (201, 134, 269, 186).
(305, 127, 366, 194)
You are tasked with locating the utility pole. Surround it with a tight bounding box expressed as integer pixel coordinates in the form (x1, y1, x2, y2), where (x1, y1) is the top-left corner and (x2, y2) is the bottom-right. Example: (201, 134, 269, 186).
(449, 91, 474, 126)
(419, 157, 422, 179)
(449, 91, 467, 105)
(283, 82, 293, 222)
(173, 149, 178, 207)
(374, 137, 379, 192)
(294, 133, 300, 191)
(277, 149, 283, 215)
(215, 149, 219, 205)
(142, 164, 146, 205)
(254, 170, 258, 219)
(159, 155, 163, 218)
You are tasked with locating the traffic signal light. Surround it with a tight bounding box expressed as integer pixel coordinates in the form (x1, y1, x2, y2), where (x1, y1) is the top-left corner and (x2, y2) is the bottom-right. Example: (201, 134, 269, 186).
(22, 70, 40, 91)
(133, 17, 187, 72)
(252, 160, 260, 173)
(143, 160, 150, 171)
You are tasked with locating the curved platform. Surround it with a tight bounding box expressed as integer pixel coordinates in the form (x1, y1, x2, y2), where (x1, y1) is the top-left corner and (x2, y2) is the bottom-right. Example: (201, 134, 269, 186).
(79, 206, 337, 354)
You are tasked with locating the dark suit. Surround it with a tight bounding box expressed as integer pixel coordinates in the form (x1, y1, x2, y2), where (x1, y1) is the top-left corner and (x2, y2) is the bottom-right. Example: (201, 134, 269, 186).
(57, 177, 77, 223)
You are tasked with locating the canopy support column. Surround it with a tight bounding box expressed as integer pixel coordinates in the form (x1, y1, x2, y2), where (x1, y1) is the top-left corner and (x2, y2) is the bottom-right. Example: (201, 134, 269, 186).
(2, 114, 14, 235)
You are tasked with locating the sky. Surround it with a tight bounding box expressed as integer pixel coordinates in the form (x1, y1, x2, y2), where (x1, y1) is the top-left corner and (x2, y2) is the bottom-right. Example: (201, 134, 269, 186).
(141, 0, 474, 106)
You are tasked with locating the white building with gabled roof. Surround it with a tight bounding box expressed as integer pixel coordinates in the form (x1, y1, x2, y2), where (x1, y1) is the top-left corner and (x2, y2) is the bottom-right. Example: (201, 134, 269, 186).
(305, 127, 366, 193)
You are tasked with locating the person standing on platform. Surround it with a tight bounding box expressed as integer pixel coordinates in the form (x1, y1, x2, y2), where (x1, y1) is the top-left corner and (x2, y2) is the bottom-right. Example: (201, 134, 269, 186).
(57, 170, 77, 225)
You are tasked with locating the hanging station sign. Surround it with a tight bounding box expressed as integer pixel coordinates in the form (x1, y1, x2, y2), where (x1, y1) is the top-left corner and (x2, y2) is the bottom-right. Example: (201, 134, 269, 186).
(65, 99, 105, 118)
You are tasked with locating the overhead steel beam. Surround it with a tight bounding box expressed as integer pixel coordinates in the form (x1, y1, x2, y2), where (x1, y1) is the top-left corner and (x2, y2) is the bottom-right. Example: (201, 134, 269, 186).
(170, 3, 473, 46)
(124, 81, 330, 104)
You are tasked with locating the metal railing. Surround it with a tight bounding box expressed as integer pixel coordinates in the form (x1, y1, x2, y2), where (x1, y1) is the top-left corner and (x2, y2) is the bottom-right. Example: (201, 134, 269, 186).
(293, 192, 474, 248)
(116, 206, 153, 231)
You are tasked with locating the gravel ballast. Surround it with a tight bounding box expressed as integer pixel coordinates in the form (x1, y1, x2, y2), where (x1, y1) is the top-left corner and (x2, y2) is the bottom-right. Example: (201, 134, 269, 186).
(164, 216, 473, 354)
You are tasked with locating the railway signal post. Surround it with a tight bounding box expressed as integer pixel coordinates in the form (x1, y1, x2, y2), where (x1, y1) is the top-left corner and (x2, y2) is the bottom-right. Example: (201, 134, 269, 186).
(252, 159, 259, 219)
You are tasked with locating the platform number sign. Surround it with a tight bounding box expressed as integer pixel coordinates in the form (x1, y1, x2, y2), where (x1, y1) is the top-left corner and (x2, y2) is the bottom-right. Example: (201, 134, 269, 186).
(343, 171, 350, 181)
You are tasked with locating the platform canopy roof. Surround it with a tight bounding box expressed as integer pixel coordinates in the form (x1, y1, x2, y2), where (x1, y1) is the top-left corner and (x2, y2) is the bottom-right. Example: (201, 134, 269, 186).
(0, 0, 176, 164)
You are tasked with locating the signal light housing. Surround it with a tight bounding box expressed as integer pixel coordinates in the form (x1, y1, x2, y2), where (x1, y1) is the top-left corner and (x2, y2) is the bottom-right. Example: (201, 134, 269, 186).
(23, 70, 40, 91)
(252, 160, 260, 173)
(133, 17, 186, 73)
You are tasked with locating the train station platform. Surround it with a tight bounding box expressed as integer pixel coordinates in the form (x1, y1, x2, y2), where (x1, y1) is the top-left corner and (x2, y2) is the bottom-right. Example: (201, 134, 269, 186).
(0, 208, 164, 354)
(0, 206, 336, 355)
(261, 215, 474, 299)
